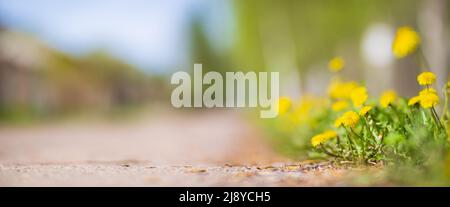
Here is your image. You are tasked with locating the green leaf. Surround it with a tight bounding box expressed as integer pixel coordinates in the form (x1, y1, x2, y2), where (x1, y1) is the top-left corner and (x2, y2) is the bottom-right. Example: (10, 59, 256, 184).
(384, 132, 406, 146)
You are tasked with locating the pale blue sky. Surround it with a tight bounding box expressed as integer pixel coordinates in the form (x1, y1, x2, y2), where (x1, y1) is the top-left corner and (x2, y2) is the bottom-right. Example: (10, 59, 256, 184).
(0, 0, 234, 73)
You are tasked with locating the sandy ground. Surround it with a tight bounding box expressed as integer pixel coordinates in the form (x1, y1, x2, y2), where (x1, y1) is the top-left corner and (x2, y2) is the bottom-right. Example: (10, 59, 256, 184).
(0, 162, 355, 186)
(0, 109, 358, 186)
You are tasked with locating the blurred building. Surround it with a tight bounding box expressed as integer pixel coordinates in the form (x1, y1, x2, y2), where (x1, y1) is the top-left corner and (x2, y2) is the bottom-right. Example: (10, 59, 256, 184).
(0, 29, 165, 120)
(0, 29, 47, 111)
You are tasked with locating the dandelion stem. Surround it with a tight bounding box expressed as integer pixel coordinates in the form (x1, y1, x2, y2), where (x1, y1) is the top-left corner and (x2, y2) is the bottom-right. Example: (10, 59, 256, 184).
(344, 127, 361, 158)
(421, 109, 427, 125)
(336, 135, 344, 154)
(343, 127, 354, 148)
(350, 128, 363, 140)
(430, 107, 444, 129)
(390, 105, 403, 123)
(363, 119, 375, 139)
(368, 114, 383, 141)
(363, 118, 380, 150)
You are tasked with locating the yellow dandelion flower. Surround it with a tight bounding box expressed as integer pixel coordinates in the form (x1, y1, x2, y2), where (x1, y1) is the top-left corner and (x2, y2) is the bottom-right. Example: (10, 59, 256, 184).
(328, 57, 345, 72)
(335, 111, 360, 128)
(380, 90, 397, 108)
(350, 87, 368, 107)
(331, 100, 349, 112)
(311, 130, 338, 147)
(419, 88, 439, 108)
(278, 96, 292, 114)
(417, 71, 436, 86)
(392, 26, 420, 58)
(359, 106, 373, 116)
(419, 88, 437, 95)
(328, 80, 359, 99)
(291, 95, 330, 124)
(408, 96, 421, 106)
(334, 118, 343, 128)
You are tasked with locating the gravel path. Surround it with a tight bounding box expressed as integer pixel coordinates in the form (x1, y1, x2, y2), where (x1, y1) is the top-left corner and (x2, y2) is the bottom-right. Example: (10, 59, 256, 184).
(0, 161, 355, 186)
(0, 109, 363, 186)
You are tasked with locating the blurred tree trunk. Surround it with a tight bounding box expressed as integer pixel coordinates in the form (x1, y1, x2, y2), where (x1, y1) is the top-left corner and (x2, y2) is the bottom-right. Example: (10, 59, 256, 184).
(419, 0, 448, 89)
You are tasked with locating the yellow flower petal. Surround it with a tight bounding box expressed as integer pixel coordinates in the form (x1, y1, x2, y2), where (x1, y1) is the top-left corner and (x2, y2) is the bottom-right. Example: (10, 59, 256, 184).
(278, 96, 292, 114)
(417, 71, 436, 86)
(328, 57, 345, 72)
(392, 26, 420, 58)
(311, 130, 338, 147)
(418, 88, 439, 108)
(359, 106, 373, 116)
(350, 87, 368, 107)
(327, 80, 359, 99)
(408, 96, 420, 106)
(380, 90, 397, 108)
(335, 111, 360, 128)
(331, 100, 349, 112)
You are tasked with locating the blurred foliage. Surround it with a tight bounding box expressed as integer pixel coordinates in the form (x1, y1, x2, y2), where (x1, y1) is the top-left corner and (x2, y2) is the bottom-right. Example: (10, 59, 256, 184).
(232, 0, 421, 89)
(234, 0, 419, 67)
(189, 15, 232, 74)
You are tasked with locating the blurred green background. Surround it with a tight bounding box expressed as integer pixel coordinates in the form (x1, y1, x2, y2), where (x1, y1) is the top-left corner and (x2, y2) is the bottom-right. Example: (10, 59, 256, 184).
(0, 0, 449, 122)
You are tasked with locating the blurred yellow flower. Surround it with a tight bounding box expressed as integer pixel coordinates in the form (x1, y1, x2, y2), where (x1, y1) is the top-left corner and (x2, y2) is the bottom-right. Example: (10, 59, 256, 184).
(446, 81, 450, 94)
(408, 96, 421, 106)
(359, 106, 373, 116)
(278, 96, 292, 114)
(328, 57, 345, 72)
(335, 111, 360, 128)
(290, 95, 329, 124)
(331, 100, 349, 112)
(392, 26, 420, 58)
(447, 81, 450, 93)
(328, 80, 359, 99)
(419, 88, 439, 108)
(350, 87, 368, 107)
(291, 98, 313, 123)
(380, 90, 397, 108)
(311, 130, 338, 147)
(417, 71, 436, 86)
